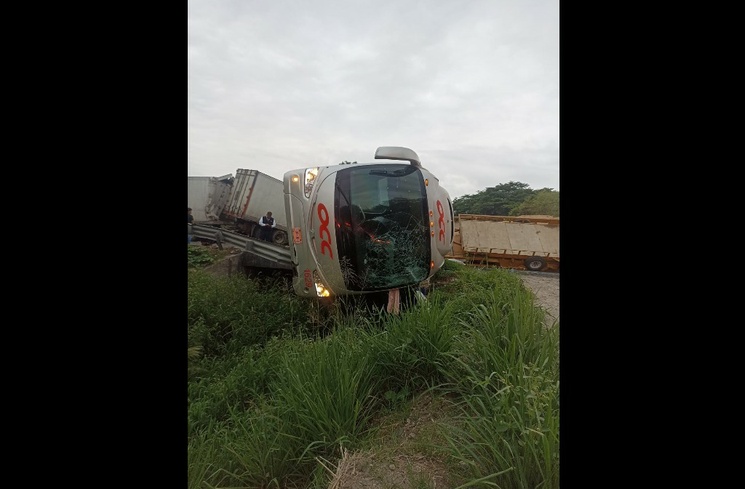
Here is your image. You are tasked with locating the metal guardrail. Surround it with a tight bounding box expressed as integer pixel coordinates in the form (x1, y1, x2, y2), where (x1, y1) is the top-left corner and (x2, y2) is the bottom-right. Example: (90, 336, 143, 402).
(192, 224, 293, 269)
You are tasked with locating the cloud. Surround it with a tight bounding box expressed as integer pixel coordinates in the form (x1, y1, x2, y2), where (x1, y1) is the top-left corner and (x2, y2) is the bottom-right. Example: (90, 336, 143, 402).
(188, 0, 558, 199)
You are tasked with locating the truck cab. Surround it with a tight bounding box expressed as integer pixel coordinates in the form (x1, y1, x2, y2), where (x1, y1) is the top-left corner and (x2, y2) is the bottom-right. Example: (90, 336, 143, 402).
(283, 146, 454, 298)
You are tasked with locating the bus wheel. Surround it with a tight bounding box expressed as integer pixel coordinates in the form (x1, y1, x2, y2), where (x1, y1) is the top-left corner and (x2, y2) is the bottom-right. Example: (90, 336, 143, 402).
(524, 257, 547, 271)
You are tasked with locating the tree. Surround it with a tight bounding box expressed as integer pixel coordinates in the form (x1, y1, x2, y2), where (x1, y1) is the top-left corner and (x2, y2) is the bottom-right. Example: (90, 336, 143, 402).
(511, 188, 559, 217)
(453, 182, 537, 216)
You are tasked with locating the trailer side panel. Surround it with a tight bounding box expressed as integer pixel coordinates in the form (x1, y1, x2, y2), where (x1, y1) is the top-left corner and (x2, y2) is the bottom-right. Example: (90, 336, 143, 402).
(448, 214, 559, 271)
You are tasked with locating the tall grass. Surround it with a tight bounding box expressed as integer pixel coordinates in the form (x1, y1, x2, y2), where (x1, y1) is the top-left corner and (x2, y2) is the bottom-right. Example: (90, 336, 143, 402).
(188, 260, 559, 488)
(364, 295, 458, 405)
(441, 284, 560, 488)
(271, 327, 381, 458)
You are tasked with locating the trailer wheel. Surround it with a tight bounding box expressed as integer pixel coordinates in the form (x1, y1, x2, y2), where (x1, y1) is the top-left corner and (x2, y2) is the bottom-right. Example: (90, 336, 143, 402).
(272, 230, 288, 246)
(524, 257, 547, 271)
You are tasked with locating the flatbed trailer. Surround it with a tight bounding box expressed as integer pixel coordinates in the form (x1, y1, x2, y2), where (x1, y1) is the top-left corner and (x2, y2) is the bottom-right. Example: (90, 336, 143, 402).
(446, 214, 559, 272)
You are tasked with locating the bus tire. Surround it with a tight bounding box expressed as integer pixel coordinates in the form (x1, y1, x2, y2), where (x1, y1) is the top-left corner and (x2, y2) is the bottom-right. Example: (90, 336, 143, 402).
(272, 230, 288, 246)
(524, 257, 547, 271)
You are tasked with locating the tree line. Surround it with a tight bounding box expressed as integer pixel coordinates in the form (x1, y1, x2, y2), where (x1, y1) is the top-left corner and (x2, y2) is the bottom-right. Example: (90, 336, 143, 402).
(452, 181, 559, 217)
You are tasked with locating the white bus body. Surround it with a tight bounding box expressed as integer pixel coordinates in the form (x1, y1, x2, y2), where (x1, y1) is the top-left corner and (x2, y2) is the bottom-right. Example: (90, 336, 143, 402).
(283, 146, 454, 298)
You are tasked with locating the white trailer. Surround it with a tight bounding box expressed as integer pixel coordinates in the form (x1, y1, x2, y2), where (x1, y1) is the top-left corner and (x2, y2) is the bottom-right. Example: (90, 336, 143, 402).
(187, 174, 234, 223)
(222, 169, 289, 245)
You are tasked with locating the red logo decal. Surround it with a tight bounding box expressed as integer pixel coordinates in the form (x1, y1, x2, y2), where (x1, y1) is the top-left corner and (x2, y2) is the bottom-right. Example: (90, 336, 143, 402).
(436, 200, 445, 242)
(317, 203, 333, 259)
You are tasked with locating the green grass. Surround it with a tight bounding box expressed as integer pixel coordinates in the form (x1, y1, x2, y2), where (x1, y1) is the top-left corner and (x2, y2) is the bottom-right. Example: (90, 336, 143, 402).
(188, 258, 559, 489)
(188, 245, 223, 268)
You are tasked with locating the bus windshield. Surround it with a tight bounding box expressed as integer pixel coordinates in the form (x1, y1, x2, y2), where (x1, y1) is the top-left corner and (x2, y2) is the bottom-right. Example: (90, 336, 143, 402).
(334, 164, 431, 291)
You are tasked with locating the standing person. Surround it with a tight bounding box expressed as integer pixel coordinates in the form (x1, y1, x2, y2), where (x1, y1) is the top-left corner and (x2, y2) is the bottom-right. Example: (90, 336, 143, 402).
(259, 211, 276, 242)
(187, 207, 194, 244)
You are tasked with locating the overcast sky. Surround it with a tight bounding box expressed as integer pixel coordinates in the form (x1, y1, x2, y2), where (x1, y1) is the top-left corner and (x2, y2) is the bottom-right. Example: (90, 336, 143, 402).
(188, 0, 558, 200)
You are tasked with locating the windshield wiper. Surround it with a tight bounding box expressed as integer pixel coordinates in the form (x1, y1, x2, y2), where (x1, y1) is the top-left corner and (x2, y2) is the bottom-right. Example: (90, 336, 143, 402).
(392, 166, 417, 177)
(369, 166, 417, 177)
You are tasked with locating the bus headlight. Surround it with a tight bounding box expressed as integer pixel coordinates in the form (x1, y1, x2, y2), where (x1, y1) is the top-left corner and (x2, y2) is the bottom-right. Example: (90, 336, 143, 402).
(313, 270, 331, 297)
(304, 168, 319, 198)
